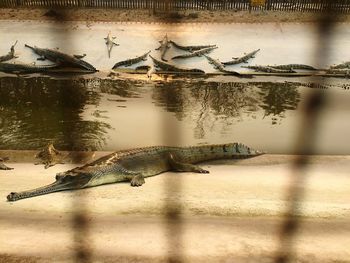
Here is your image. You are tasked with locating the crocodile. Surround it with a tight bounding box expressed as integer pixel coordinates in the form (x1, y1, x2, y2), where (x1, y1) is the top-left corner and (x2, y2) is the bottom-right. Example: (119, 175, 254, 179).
(35, 143, 65, 169)
(104, 32, 119, 58)
(241, 65, 296, 73)
(0, 41, 18, 63)
(171, 46, 218, 60)
(222, 49, 260, 66)
(147, 64, 155, 79)
(269, 64, 317, 70)
(112, 50, 151, 69)
(205, 55, 242, 76)
(134, 65, 156, 79)
(155, 34, 171, 62)
(170, 40, 217, 52)
(6, 143, 264, 201)
(25, 44, 97, 72)
(149, 55, 205, 74)
(0, 62, 59, 74)
(0, 157, 13, 170)
(330, 61, 350, 69)
(325, 68, 350, 76)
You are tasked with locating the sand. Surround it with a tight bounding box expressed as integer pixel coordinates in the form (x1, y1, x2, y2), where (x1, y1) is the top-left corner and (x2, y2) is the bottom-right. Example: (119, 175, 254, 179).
(0, 8, 350, 23)
(0, 154, 349, 262)
(0, 8, 349, 262)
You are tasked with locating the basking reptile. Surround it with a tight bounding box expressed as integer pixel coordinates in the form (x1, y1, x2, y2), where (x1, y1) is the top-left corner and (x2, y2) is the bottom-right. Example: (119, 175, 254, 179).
(0, 62, 59, 74)
(150, 55, 205, 74)
(241, 65, 296, 73)
(330, 61, 350, 69)
(325, 68, 350, 75)
(104, 32, 119, 58)
(205, 55, 242, 76)
(7, 143, 264, 201)
(222, 49, 260, 66)
(0, 157, 13, 170)
(269, 64, 317, 70)
(0, 41, 18, 62)
(171, 46, 218, 60)
(155, 34, 171, 62)
(170, 40, 217, 52)
(112, 50, 151, 69)
(147, 65, 156, 79)
(25, 44, 97, 72)
(35, 143, 65, 169)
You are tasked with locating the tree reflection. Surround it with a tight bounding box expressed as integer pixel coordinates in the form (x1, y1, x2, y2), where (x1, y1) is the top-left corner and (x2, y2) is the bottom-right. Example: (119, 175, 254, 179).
(258, 82, 300, 124)
(152, 81, 187, 121)
(0, 76, 303, 149)
(0, 77, 111, 150)
(152, 81, 301, 138)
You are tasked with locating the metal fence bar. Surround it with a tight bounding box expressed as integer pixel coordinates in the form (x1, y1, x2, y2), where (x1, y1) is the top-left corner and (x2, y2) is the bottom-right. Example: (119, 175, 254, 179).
(1, 0, 350, 12)
(274, 4, 337, 263)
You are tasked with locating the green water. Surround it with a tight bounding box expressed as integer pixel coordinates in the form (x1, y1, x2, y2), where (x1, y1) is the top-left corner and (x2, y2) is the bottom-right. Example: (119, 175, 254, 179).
(0, 76, 349, 154)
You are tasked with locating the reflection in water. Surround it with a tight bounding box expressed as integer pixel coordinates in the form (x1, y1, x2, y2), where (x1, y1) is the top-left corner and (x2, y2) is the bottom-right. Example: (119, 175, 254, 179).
(0, 77, 103, 150)
(0, 76, 323, 150)
(152, 81, 301, 139)
(258, 82, 300, 125)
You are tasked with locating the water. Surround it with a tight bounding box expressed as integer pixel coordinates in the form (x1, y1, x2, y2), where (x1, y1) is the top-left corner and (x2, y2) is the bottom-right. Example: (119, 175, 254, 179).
(1, 21, 350, 154)
(1, 21, 350, 72)
(0, 76, 349, 154)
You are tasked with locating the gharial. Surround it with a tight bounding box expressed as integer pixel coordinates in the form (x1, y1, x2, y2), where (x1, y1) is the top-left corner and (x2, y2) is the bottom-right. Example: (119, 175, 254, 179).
(104, 32, 119, 58)
(112, 50, 151, 69)
(149, 54, 205, 74)
(155, 34, 171, 62)
(0, 41, 18, 63)
(7, 143, 264, 201)
(35, 143, 65, 169)
(0, 157, 13, 170)
(0, 61, 59, 74)
(25, 44, 97, 72)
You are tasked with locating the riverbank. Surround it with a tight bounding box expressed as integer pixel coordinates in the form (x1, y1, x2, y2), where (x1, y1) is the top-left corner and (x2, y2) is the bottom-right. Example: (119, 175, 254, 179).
(0, 154, 349, 262)
(1, 8, 350, 23)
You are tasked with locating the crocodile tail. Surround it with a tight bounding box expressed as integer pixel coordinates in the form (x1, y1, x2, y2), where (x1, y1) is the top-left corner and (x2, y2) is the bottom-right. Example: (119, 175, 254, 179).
(177, 143, 264, 163)
(24, 44, 36, 51)
(112, 61, 124, 69)
(77, 59, 97, 72)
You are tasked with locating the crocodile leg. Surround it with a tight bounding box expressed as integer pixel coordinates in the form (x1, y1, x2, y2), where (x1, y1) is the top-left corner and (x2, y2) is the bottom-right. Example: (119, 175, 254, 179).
(0, 163, 14, 170)
(169, 153, 209, 174)
(73, 54, 86, 59)
(120, 168, 145, 187)
(130, 174, 145, 187)
(44, 162, 54, 169)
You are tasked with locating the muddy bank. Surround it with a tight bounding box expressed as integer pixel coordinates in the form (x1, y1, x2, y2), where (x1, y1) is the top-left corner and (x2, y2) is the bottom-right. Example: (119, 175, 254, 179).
(1, 8, 350, 23)
(1, 154, 349, 218)
(0, 155, 349, 262)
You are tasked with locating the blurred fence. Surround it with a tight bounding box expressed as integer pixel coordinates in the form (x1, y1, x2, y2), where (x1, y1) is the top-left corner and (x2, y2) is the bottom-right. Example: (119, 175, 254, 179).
(0, 0, 345, 262)
(1, 0, 350, 12)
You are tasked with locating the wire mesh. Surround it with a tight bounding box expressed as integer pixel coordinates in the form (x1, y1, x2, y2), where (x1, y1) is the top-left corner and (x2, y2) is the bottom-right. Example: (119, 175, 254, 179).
(0, 1, 347, 263)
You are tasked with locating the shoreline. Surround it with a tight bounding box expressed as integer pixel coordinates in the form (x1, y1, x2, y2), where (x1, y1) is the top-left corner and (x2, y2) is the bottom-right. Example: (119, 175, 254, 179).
(1, 8, 350, 23)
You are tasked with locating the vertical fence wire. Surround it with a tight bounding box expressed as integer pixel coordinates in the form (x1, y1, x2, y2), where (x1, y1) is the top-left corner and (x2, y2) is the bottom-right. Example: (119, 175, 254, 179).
(159, 2, 185, 261)
(0, 0, 350, 12)
(44, 9, 93, 263)
(274, 3, 337, 263)
(0, 0, 345, 262)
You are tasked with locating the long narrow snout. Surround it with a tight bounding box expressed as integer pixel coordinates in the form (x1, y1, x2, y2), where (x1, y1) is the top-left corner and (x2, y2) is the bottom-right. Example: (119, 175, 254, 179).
(7, 180, 74, 202)
(24, 43, 36, 51)
(6, 173, 91, 202)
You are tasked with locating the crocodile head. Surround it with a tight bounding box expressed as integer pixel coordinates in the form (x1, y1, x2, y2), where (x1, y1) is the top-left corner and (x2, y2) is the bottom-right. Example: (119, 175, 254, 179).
(7, 171, 92, 202)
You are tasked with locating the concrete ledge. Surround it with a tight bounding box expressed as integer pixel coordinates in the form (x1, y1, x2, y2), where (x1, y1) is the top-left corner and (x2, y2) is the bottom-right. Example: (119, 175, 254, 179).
(0, 154, 349, 262)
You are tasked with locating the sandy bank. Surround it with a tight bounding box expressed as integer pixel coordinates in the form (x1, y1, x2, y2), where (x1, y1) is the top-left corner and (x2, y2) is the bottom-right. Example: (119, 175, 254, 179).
(1, 8, 350, 23)
(0, 154, 349, 262)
